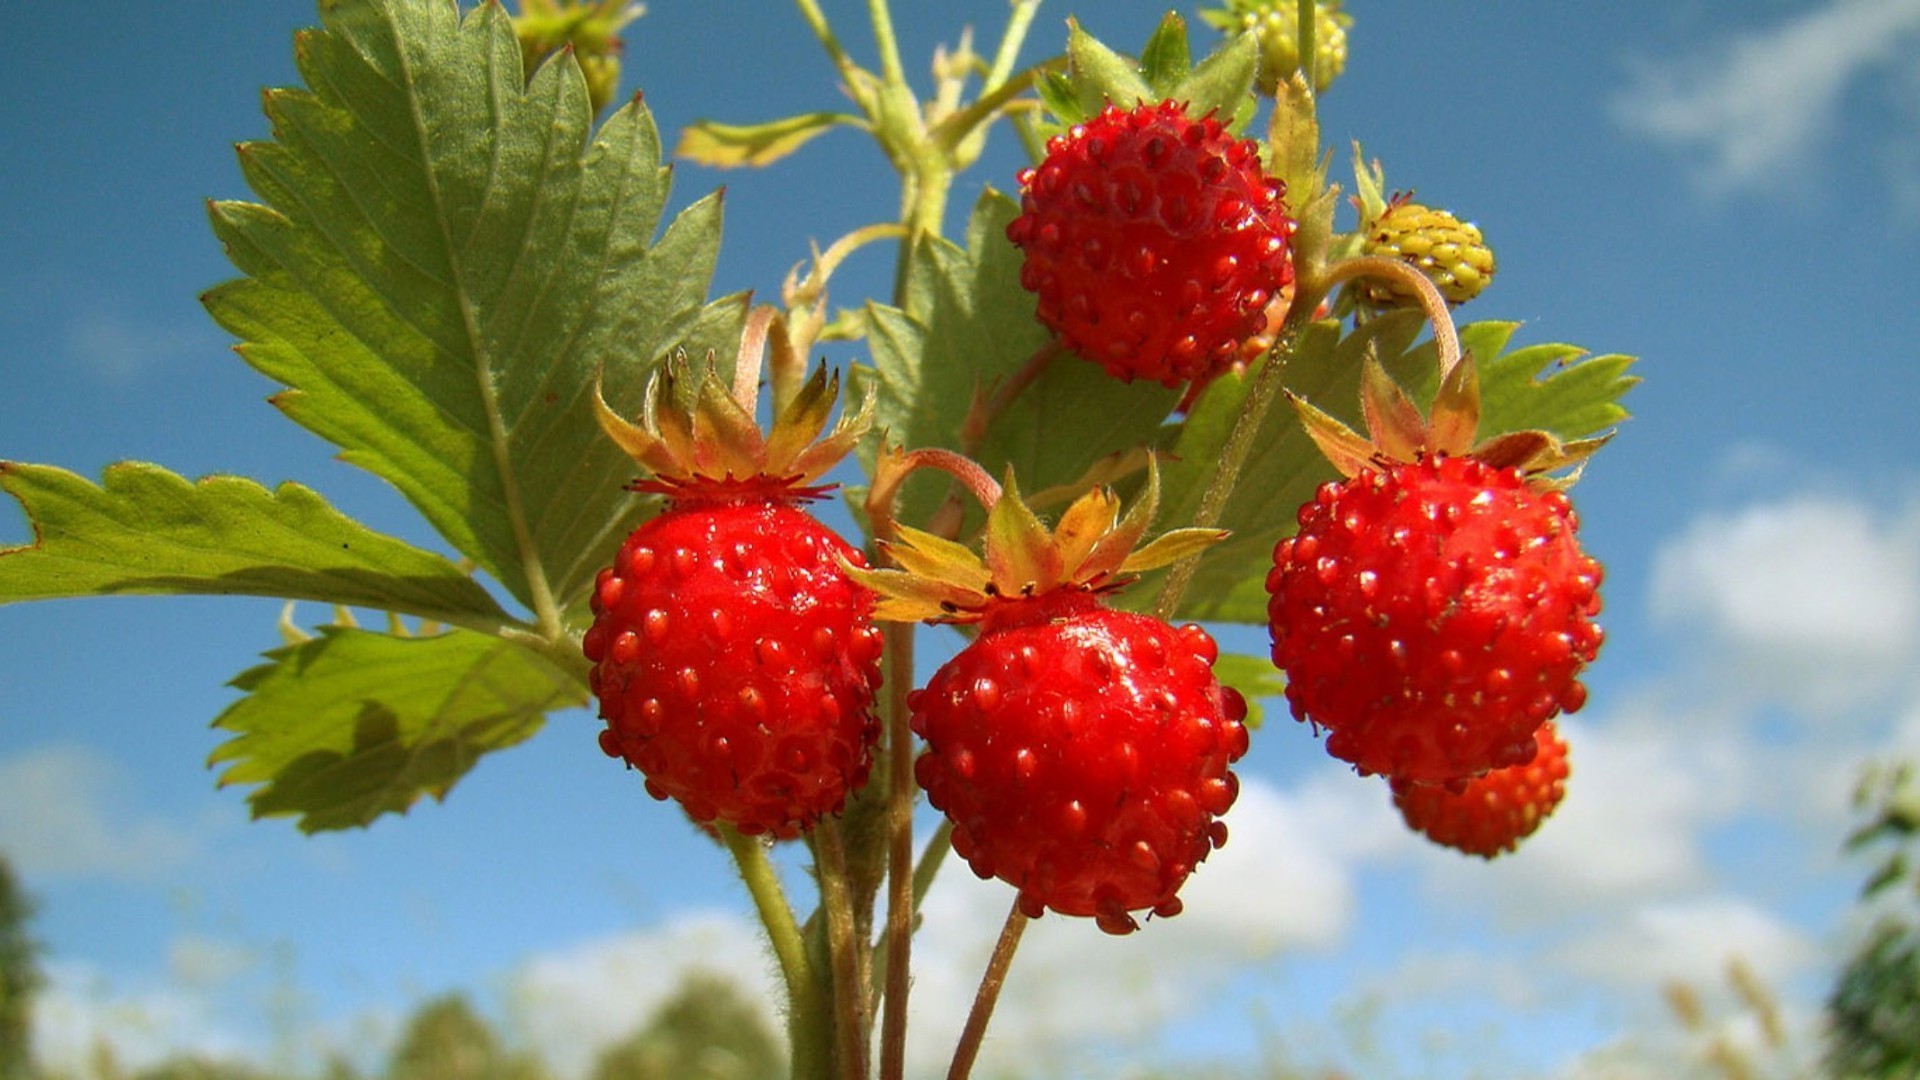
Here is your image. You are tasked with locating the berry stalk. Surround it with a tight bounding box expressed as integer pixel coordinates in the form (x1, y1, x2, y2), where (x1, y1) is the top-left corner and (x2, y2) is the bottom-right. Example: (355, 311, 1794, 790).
(877, 618, 916, 1080)
(813, 821, 872, 1078)
(718, 823, 831, 1077)
(1149, 251, 1465, 623)
(947, 901, 1030, 1080)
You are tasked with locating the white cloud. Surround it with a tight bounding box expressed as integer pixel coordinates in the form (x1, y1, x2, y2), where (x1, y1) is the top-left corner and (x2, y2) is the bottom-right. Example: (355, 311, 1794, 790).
(503, 911, 785, 1080)
(1556, 896, 1816, 994)
(901, 775, 1382, 1076)
(33, 958, 261, 1076)
(64, 311, 202, 382)
(1649, 494, 1920, 705)
(1613, 0, 1920, 193)
(1415, 712, 1747, 923)
(0, 745, 201, 880)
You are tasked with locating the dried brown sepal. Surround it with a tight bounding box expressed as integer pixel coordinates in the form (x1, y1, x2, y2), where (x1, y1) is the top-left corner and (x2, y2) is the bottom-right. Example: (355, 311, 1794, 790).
(1360, 354, 1430, 462)
(592, 350, 872, 490)
(1428, 351, 1481, 456)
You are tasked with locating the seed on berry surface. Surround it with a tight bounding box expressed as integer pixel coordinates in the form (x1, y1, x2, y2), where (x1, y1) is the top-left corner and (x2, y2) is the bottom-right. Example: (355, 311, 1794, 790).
(611, 630, 642, 666)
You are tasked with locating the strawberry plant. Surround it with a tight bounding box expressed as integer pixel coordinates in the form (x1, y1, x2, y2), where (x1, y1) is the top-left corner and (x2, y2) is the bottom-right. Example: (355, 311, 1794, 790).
(0, 0, 1637, 1075)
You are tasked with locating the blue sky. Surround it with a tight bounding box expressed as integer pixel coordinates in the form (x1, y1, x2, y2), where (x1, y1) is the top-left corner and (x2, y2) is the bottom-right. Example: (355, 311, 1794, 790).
(4, 0, 1920, 1076)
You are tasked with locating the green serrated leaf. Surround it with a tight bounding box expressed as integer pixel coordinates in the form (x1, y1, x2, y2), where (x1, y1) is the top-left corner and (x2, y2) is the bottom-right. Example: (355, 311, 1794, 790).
(203, 0, 725, 620)
(1212, 651, 1286, 730)
(209, 626, 583, 832)
(675, 112, 861, 169)
(861, 190, 1181, 536)
(1131, 315, 1636, 624)
(0, 461, 512, 631)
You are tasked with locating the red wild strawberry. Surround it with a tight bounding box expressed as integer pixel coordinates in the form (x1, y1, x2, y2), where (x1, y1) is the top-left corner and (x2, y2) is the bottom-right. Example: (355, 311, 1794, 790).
(583, 350, 883, 839)
(1006, 99, 1297, 387)
(1267, 453, 1603, 783)
(850, 466, 1247, 934)
(1393, 721, 1571, 858)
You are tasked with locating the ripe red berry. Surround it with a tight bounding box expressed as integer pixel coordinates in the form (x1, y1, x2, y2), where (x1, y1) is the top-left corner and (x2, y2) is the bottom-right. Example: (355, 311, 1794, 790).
(1265, 454, 1603, 783)
(1006, 99, 1297, 387)
(585, 490, 884, 839)
(1393, 721, 1571, 858)
(912, 591, 1249, 934)
(585, 352, 883, 839)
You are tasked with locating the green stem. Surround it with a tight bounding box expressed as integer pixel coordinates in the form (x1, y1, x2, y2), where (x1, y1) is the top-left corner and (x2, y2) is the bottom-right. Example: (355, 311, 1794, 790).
(793, 0, 858, 81)
(1148, 324, 1299, 625)
(947, 900, 1030, 1080)
(911, 819, 954, 910)
(866, 0, 909, 91)
(878, 621, 917, 1080)
(1326, 255, 1462, 381)
(814, 823, 871, 1080)
(719, 824, 831, 1078)
(986, 0, 1044, 91)
(1147, 253, 1465, 623)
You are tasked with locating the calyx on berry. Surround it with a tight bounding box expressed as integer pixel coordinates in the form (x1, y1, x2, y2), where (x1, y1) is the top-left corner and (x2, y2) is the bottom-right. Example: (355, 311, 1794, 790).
(592, 337, 874, 502)
(848, 461, 1226, 623)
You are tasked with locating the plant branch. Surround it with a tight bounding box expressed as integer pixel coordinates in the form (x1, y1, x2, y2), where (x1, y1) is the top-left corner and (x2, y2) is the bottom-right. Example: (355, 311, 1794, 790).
(1148, 322, 1299, 624)
(793, 0, 859, 82)
(866, 447, 1005, 541)
(878, 621, 917, 1080)
(866, 0, 910, 93)
(1323, 255, 1462, 381)
(986, 0, 1044, 91)
(719, 824, 829, 1075)
(947, 900, 1030, 1080)
(814, 822, 871, 1080)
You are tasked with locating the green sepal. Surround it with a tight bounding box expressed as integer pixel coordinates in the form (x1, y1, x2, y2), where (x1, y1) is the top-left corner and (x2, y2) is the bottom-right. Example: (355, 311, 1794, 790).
(1064, 18, 1156, 117)
(675, 112, 864, 169)
(1173, 24, 1260, 129)
(209, 625, 583, 832)
(1269, 74, 1335, 277)
(1048, 17, 1258, 133)
(0, 461, 512, 633)
(1350, 141, 1392, 226)
(1138, 13, 1193, 90)
(984, 470, 1057, 592)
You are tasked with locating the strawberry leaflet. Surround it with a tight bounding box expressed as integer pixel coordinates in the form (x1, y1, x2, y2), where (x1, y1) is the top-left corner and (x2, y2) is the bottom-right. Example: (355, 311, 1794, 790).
(202, 0, 733, 623)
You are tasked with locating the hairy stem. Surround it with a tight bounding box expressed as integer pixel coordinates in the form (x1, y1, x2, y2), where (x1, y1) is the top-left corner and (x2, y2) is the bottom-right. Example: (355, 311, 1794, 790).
(878, 621, 917, 1080)
(719, 824, 830, 1078)
(1324, 254, 1463, 381)
(1148, 323, 1299, 624)
(814, 823, 871, 1079)
(947, 901, 1030, 1080)
(986, 0, 1044, 91)
(1147, 253, 1464, 622)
